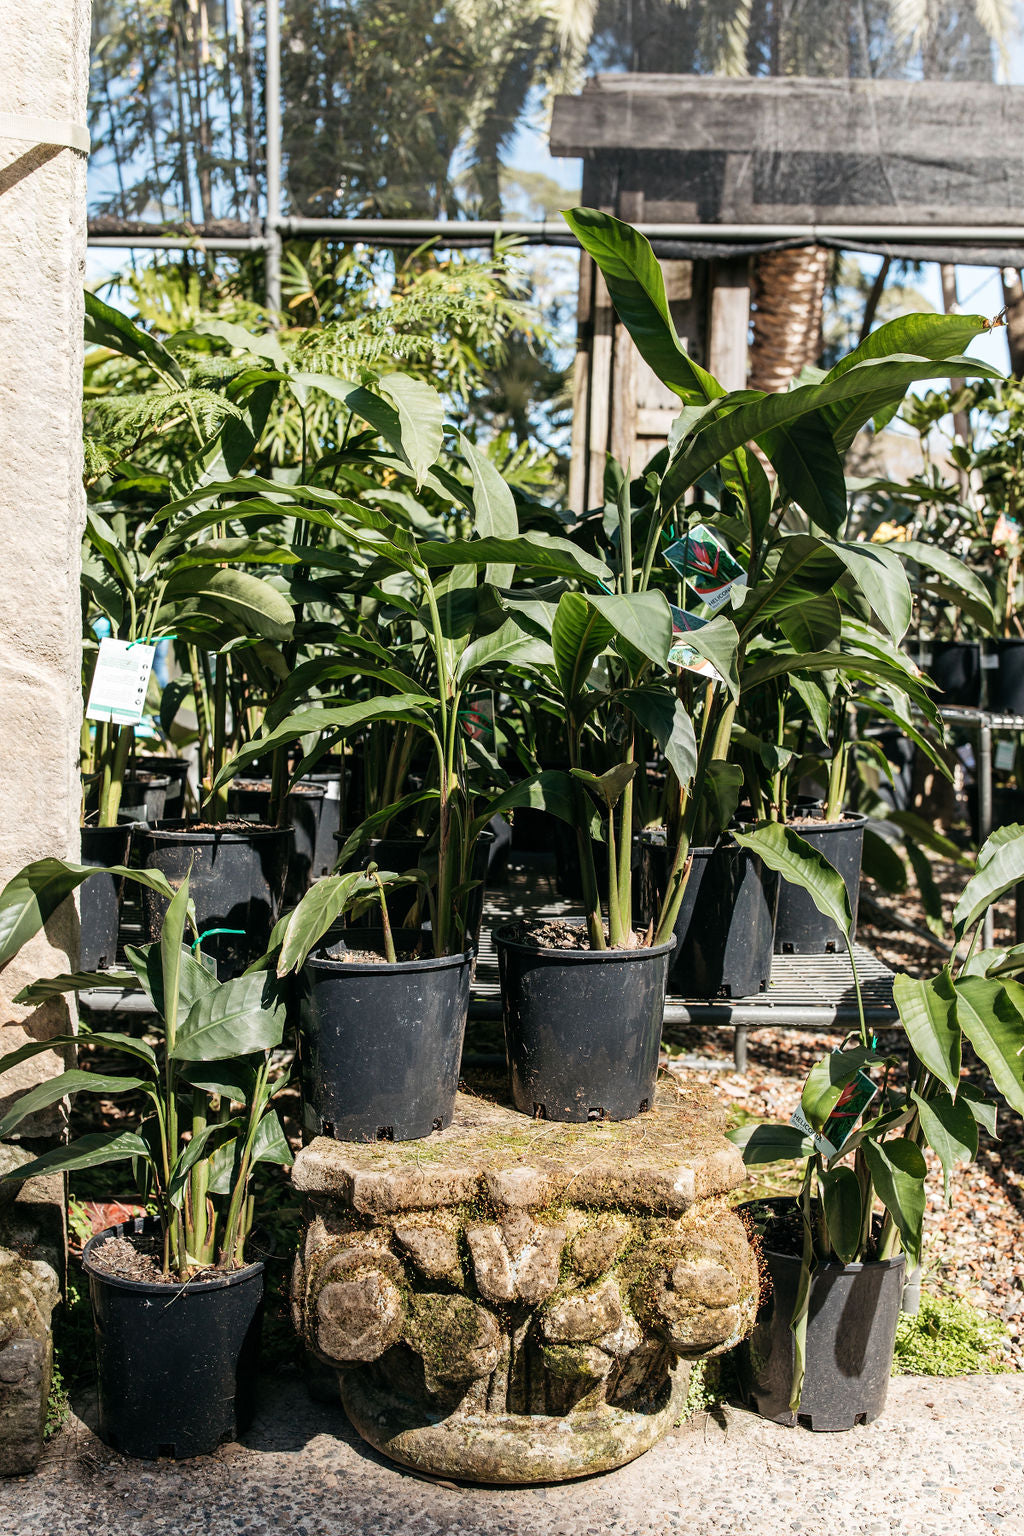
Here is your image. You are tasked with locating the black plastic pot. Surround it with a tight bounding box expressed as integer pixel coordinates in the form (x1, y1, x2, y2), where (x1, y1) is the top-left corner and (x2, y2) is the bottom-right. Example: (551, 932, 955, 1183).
(118, 772, 170, 824)
(300, 929, 473, 1142)
(134, 820, 292, 978)
(335, 834, 430, 930)
(83, 1217, 264, 1459)
(80, 824, 132, 971)
(136, 756, 191, 819)
(928, 640, 981, 707)
(990, 638, 1024, 716)
(638, 834, 779, 999)
(774, 812, 866, 955)
(303, 767, 344, 877)
(495, 921, 675, 1123)
(739, 1200, 905, 1431)
(227, 779, 328, 904)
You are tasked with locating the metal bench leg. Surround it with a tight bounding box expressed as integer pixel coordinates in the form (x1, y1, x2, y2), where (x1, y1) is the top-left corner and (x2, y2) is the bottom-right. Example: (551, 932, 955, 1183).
(734, 1024, 748, 1074)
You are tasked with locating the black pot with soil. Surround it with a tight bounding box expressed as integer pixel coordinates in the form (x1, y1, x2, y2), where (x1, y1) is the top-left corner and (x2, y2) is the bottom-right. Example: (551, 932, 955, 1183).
(117, 771, 171, 824)
(79, 824, 132, 971)
(82, 1216, 264, 1459)
(927, 640, 981, 707)
(494, 919, 675, 1124)
(637, 833, 779, 999)
(738, 1198, 905, 1431)
(774, 811, 867, 955)
(228, 778, 328, 903)
(300, 928, 473, 1142)
(134, 820, 292, 978)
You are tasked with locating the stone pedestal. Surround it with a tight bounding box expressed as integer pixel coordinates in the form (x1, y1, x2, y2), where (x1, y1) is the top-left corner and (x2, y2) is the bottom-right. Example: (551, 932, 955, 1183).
(291, 1081, 757, 1484)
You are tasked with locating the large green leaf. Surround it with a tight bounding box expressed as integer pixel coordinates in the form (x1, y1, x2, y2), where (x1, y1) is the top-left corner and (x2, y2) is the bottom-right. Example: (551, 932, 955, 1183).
(759, 412, 848, 534)
(727, 1122, 816, 1163)
(587, 591, 673, 674)
(168, 1119, 243, 1208)
(953, 829, 1024, 938)
(552, 591, 614, 700)
(163, 567, 294, 642)
(897, 540, 994, 631)
(732, 824, 852, 942)
(275, 872, 377, 975)
(0, 1069, 149, 1139)
(862, 1137, 927, 1268)
(212, 696, 432, 791)
(455, 618, 552, 685)
(85, 290, 186, 385)
(0, 1130, 151, 1185)
(954, 976, 1024, 1117)
(912, 1088, 977, 1204)
(824, 538, 912, 642)
(892, 969, 960, 1092)
(419, 531, 610, 584)
(798, 1045, 887, 1131)
(250, 1108, 294, 1168)
(13, 971, 139, 1004)
(458, 433, 518, 585)
(0, 860, 177, 971)
(171, 972, 287, 1061)
(820, 1166, 863, 1264)
(160, 878, 192, 1042)
(563, 209, 723, 405)
(379, 373, 444, 490)
(483, 770, 602, 838)
(619, 688, 697, 786)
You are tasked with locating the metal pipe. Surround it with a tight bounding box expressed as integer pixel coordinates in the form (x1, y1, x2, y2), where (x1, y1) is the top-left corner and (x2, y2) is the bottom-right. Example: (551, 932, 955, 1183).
(279, 215, 1024, 244)
(88, 236, 268, 250)
(264, 0, 282, 314)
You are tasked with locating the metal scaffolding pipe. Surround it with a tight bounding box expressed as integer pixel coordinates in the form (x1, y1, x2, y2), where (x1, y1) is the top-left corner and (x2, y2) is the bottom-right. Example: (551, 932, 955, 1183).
(278, 216, 1024, 245)
(88, 236, 268, 250)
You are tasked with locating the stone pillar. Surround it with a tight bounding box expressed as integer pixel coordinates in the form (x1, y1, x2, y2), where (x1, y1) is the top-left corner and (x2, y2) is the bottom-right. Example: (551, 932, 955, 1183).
(0, 0, 90, 1474)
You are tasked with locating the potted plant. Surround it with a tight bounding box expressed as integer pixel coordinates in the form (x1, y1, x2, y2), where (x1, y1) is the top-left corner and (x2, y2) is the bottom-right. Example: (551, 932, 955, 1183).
(728, 824, 1024, 1428)
(0, 870, 292, 1459)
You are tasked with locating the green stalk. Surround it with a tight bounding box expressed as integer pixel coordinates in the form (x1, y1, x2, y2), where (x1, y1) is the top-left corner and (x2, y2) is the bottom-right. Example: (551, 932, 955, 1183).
(188, 1088, 210, 1263)
(189, 645, 212, 793)
(606, 803, 624, 948)
(220, 1061, 269, 1267)
(99, 724, 134, 827)
(210, 653, 228, 823)
(616, 724, 635, 938)
(371, 866, 397, 964)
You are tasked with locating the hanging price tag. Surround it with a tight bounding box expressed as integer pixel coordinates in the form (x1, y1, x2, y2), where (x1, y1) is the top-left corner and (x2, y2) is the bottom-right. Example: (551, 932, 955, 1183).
(86, 639, 156, 725)
(789, 1070, 879, 1160)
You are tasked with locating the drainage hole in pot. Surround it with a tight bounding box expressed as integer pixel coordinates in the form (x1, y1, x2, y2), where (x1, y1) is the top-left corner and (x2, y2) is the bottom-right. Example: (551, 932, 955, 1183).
(431, 1118, 443, 1132)
(376, 1126, 394, 1141)
(532, 1103, 547, 1120)
(587, 1107, 605, 1121)
(321, 1120, 335, 1138)
(782, 943, 794, 954)
(825, 940, 837, 954)
(639, 1099, 649, 1114)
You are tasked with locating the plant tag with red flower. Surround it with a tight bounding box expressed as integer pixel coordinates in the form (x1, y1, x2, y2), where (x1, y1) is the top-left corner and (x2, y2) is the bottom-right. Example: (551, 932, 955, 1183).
(86, 638, 156, 725)
(664, 525, 746, 612)
(668, 604, 723, 684)
(789, 1069, 879, 1159)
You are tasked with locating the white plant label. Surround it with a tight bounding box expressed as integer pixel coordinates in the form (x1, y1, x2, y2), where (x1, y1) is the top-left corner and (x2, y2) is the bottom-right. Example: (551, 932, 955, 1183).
(86, 638, 156, 725)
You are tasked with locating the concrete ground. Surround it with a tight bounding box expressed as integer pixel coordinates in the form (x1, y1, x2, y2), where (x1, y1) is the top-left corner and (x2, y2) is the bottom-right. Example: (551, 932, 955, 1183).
(2, 1375, 1021, 1536)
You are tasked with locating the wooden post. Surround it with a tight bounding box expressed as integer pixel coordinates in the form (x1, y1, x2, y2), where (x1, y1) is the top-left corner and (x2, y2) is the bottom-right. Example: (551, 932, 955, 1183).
(708, 257, 751, 391)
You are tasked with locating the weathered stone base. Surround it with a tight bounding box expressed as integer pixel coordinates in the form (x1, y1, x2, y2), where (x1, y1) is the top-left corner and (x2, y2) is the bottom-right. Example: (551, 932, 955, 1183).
(292, 1081, 757, 1484)
(339, 1357, 692, 1484)
(0, 1150, 63, 1476)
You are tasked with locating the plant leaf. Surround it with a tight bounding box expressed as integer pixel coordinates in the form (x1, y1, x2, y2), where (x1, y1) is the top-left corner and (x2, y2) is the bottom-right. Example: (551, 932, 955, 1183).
(820, 1165, 863, 1264)
(954, 828, 1024, 938)
(732, 824, 852, 940)
(0, 1130, 151, 1184)
(911, 1088, 977, 1204)
(0, 860, 176, 971)
(458, 432, 518, 584)
(862, 1136, 927, 1268)
(379, 373, 444, 490)
(275, 872, 377, 975)
(893, 969, 960, 1093)
(954, 976, 1024, 1117)
(0, 1069, 149, 1138)
(171, 972, 287, 1061)
(727, 1122, 816, 1163)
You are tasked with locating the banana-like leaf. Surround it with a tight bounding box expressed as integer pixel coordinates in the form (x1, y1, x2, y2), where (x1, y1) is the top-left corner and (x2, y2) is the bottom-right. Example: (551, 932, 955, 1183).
(957, 1080, 998, 1137)
(13, 970, 139, 1004)
(619, 688, 697, 786)
(161, 879, 192, 1043)
(824, 538, 912, 642)
(979, 823, 1024, 867)
(587, 591, 673, 674)
(552, 591, 614, 700)
(897, 539, 995, 630)
(0, 1069, 149, 1139)
(483, 769, 602, 838)
(275, 872, 378, 975)
(178, 1058, 258, 1104)
(953, 828, 1024, 938)
(820, 1166, 863, 1264)
(732, 824, 852, 941)
(458, 432, 518, 585)
(862, 1136, 927, 1268)
(168, 1119, 244, 1208)
(954, 976, 1024, 1117)
(85, 290, 186, 385)
(379, 373, 444, 490)
(419, 531, 610, 584)
(911, 1088, 977, 1204)
(759, 412, 847, 534)
(163, 567, 294, 642)
(211, 696, 432, 792)
(892, 969, 960, 1092)
(456, 619, 552, 685)
(250, 1108, 294, 1168)
(0, 860, 177, 971)
(727, 1122, 816, 1163)
(331, 793, 439, 869)
(571, 762, 638, 809)
(0, 1130, 151, 1185)
(171, 972, 287, 1062)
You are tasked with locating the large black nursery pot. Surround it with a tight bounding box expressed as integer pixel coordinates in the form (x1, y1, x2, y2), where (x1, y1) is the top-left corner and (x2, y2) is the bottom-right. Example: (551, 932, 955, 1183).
(227, 778, 328, 904)
(990, 637, 1024, 716)
(118, 771, 170, 824)
(738, 1199, 905, 1431)
(79, 824, 132, 971)
(135, 820, 292, 977)
(136, 755, 191, 819)
(494, 921, 675, 1123)
(82, 1217, 264, 1460)
(302, 763, 345, 878)
(638, 833, 779, 999)
(301, 928, 473, 1142)
(928, 640, 981, 707)
(774, 811, 867, 955)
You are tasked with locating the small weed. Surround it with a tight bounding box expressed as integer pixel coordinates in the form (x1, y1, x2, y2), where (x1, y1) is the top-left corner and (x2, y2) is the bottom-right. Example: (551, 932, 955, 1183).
(44, 1360, 69, 1439)
(893, 1292, 1012, 1376)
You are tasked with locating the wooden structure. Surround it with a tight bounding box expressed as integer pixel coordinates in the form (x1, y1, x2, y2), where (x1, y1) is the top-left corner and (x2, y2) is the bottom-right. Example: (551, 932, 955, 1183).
(550, 74, 1024, 511)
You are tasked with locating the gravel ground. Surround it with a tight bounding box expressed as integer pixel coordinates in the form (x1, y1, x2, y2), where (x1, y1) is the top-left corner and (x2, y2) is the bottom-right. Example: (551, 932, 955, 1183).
(7, 1375, 1022, 1536)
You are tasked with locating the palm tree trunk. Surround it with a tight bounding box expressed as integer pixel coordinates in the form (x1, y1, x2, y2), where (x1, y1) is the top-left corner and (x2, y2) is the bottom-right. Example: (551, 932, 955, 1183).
(748, 246, 830, 393)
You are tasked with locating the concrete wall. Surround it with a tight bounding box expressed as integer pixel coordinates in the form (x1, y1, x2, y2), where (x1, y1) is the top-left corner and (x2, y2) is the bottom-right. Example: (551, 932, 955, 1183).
(0, 0, 90, 1126)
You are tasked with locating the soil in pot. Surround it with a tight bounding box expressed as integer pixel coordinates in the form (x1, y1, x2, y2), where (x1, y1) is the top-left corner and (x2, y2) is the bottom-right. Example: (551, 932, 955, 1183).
(637, 834, 778, 999)
(495, 919, 675, 1124)
(774, 812, 866, 955)
(134, 819, 292, 978)
(300, 928, 472, 1142)
(80, 824, 132, 971)
(82, 1217, 264, 1459)
(738, 1198, 906, 1431)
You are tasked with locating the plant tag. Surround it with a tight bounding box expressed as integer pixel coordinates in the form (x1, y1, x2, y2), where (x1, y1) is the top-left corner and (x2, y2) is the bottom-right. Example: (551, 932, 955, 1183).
(323, 778, 343, 801)
(982, 652, 1000, 670)
(664, 525, 746, 612)
(667, 605, 723, 684)
(86, 638, 155, 725)
(789, 1070, 878, 1159)
(995, 739, 1016, 771)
